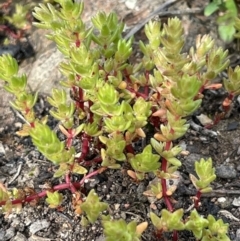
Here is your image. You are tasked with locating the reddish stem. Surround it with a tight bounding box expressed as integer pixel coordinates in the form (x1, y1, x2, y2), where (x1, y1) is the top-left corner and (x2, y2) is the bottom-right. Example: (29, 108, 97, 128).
(194, 190, 202, 208)
(126, 86, 148, 99)
(66, 129, 74, 148)
(77, 133, 90, 162)
(144, 71, 150, 96)
(0, 168, 106, 206)
(160, 141, 177, 240)
(144, 85, 149, 97)
(172, 230, 178, 241)
(150, 115, 160, 129)
(0, 25, 22, 39)
(82, 156, 102, 166)
(126, 144, 135, 154)
(88, 100, 94, 123)
(65, 173, 76, 193)
(161, 157, 173, 212)
(123, 69, 131, 83)
(74, 32, 81, 47)
(78, 87, 84, 110)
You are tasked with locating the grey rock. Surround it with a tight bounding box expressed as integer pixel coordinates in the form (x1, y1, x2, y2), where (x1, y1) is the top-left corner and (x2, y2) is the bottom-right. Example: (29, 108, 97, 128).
(0, 87, 16, 128)
(0, 230, 6, 241)
(236, 229, 240, 241)
(4, 227, 15, 241)
(137, 182, 148, 202)
(183, 153, 206, 175)
(20, 48, 64, 94)
(233, 197, 240, 207)
(196, 114, 213, 126)
(96, 235, 105, 241)
(0, 142, 5, 156)
(215, 165, 237, 179)
(10, 232, 27, 241)
(217, 197, 232, 209)
(29, 219, 50, 235)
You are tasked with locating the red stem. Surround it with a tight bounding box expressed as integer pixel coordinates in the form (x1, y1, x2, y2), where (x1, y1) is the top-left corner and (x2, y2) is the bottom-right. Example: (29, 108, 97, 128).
(194, 190, 202, 208)
(0, 168, 105, 206)
(160, 141, 177, 240)
(126, 144, 134, 154)
(161, 157, 174, 212)
(123, 69, 131, 83)
(82, 156, 102, 166)
(0, 25, 22, 39)
(172, 230, 178, 241)
(66, 129, 73, 148)
(74, 32, 81, 47)
(88, 100, 94, 123)
(144, 71, 150, 96)
(126, 87, 148, 99)
(65, 173, 76, 193)
(77, 133, 90, 162)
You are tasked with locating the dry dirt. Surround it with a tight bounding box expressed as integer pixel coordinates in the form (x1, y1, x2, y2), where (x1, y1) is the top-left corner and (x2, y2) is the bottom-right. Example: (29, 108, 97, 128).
(0, 0, 240, 241)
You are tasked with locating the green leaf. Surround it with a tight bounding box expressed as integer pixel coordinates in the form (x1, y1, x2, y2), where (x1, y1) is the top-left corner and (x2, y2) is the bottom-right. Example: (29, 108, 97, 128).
(0, 184, 9, 202)
(204, 2, 220, 17)
(81, 189, 108, 223)
(150, 209, 185, 232)
(30, 122, 76, 165)
(190, 158, 216, 192)
(103, 132, 126, 161)
(202, 215, 230, 241)
(46, 191, 63, 208)
(145, 20, 161, 49)
(72, 163, 87, 175)
(171, 74, 201, 100)
(104, 115, 132, 133)
(129, 145, 160, 179)
(84, 122, 102, 136)
(97, 83, 119, 105)
(218, 24, 235, 43)
(92, 11, 107, 30)
(0, 54, 19, 81)
(185, 209, 209, 239)
(223, 66, 240, 95)
(103, 219, 142, 241)
(115, 39, 132, 63)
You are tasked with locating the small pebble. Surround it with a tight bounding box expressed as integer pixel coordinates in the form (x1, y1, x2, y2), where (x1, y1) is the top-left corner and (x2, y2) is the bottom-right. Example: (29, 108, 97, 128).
(237, 95, 240, 105)
(226, 121, 238, 131)
(0, 230, 5, 241)
(217, 197, 226, 203)
(10, 232, 27, 241)
(237, 146, 240, 156)
(29, 219, 50, 234)
(236, 229, 240, 239)
(178, 141, 187, 151)
(0, 142, 5, 156)
(184, 153, 205, 175)
(114, 203, 120, 211)
(4, 227, 15, 240)
(232, 197, 240, 207)
(196, 114, 213, 126)
(215, 165, 237, 179)
(217, 197, 232, 209)
(125, 0, 137, 9)
(14, 122, 22, 129)
(95, 235, 105, 241)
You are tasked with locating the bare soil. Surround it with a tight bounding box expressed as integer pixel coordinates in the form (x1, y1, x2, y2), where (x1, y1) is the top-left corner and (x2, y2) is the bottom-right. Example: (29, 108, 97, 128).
(0, 0, 240, 241)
